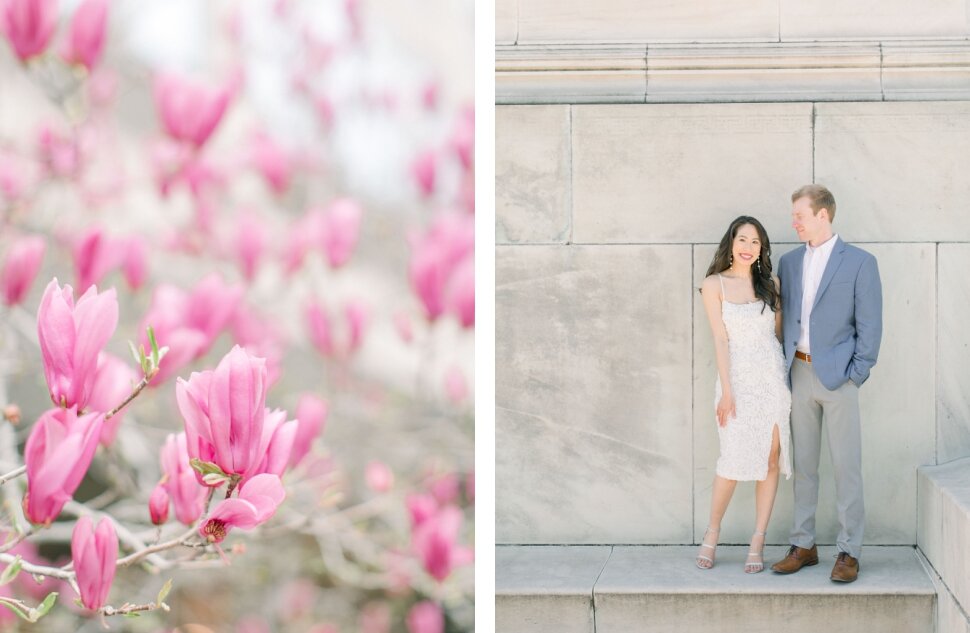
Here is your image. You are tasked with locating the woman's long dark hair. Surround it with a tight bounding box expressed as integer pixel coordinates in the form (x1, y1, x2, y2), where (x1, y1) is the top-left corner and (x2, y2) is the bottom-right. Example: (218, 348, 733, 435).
(705, 216, 780, 313)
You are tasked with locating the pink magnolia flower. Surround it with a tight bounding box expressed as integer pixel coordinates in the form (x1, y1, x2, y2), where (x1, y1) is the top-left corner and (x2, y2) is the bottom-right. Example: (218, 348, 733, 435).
(199, 473, 285, 543)
(304, 299, 369, 359)
(428, 472, 460, 506)
(121, 236, 148, 290)
(1, 235, 45, 306)
(465, 470, 475, 503)
(37, 278, 118, 410)
(319, 198, 362, 269)
(406, 601, 444, 633)
(365, 461, 393, 493)
(290, 394, 328, 467)
(141, 275, 241, 384)
(148, 483, 169, 525)
(158, 433, 207, 525)
(247, 409, 297, 481)
(304, 299, 334, 357)
(422, 81, 439, 111)
(406, 494, 438, 529)
(1, 0, 57, 62)
(73, 226, 122, 294)
(24, 407, 104, 525)
(411, 149, 437, 198)
(451, 105, 474, 171)
(250, 131, 291, 195)
(37, 125, 80, 177)
(235, 210, 267, 282)
(446, 256, 474, 328)
(411, 506, 472, 583)
(87, 353, 137, 446)
(408, 213, 474, 322)
(71, 515, 117, 611)
(153, 73, 233, 149)
(176, 346, 268, 481)
(61, 0, 109, 71)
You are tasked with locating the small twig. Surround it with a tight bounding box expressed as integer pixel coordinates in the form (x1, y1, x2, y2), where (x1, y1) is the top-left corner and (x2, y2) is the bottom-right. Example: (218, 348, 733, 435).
(100, 600, 169, 617)
(0, 527, 34, 553)
(0, 552, 73, 580)
(105, 371, 156, 420)
(116, 525, 199, 568)
(0, 465, 26, 486)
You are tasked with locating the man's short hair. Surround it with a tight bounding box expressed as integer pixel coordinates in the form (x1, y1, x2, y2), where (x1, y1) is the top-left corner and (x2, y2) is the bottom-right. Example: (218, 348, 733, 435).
(792, 184, 836, 222)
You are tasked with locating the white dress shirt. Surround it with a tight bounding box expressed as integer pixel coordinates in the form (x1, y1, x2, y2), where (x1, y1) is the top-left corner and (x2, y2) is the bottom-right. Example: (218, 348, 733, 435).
(797, 234, 839, 355)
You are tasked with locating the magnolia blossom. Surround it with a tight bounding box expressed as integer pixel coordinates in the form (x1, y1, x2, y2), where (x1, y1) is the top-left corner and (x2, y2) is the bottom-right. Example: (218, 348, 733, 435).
(250, 131, 291, 194)
(73, 226, 122, 293)
(365, 461, 394, 493)
(24, 407, 104, 525)
(148, 483, 169, 525)
(0, 235, 45, 306)
(1, 0, 57, 62)
(408, 213, 474, 322)
(319, 198, 362, 269)
(235, 210, 267, 282)
(304, 298, 369, 359)
(446, 256, 474, 328)
(246, 409, 297, 481)
(122, 236, 148, 290)
(37, 279, 118, 410)
(71, 516, 118, 611)
(444, 365, 469, 405)
(290, 394, 328, 467)
(199, 474, 285, 543)
(406, 601, 444, 633)
(411, 149, 437, 198)
(154, 73, 233, 149)
(176, 345, 268, 481)
(156, 433, 208, 525)
(141, 275, 242, 383)
(61, 0, 109, 71)
(406, 494, 438, 529)
(411, 506, 472, 583)
(87, 353, 137, 446)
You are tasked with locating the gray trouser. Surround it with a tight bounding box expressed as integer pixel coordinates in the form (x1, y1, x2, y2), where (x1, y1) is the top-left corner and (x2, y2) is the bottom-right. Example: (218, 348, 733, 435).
(790, 358, 864, 559)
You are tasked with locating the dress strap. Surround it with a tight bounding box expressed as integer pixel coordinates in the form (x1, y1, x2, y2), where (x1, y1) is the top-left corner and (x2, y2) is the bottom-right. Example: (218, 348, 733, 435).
(717, 273, 725, 298)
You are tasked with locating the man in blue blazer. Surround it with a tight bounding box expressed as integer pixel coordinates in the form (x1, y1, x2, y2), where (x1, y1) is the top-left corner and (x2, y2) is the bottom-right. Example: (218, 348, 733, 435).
(770, 185, 882, 583)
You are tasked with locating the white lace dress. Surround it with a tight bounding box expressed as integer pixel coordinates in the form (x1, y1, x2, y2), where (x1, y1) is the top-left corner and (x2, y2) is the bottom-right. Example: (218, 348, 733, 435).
(714, 275, 792, 481)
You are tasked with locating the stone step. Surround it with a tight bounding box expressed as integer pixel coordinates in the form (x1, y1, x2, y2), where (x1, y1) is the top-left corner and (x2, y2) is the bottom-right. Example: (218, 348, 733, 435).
(497, 545, 936, 633)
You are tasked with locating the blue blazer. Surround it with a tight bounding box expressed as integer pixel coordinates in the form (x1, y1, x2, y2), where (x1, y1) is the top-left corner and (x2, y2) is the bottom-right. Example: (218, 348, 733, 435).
(777, 237, 882, 390)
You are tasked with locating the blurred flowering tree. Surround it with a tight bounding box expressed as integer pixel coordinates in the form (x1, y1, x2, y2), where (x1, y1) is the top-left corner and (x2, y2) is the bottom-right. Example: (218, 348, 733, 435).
(0, 0, 474, 630)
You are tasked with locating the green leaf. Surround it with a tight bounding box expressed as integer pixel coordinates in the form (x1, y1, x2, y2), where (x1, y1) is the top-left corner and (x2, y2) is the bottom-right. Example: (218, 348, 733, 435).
(33, 592, 57, 618)
(128, 341, 141, 367)
(0, 598, 28, 620)
(123, 612, 141, 618)
(0, 556, 22, 586)
(157, 346, 170, 365)
(157, 578, 173, 605)
(147, 326, 159, 363)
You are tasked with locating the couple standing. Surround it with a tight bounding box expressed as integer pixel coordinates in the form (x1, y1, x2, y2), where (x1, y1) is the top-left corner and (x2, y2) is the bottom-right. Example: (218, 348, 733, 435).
(694, 184, 883, 583)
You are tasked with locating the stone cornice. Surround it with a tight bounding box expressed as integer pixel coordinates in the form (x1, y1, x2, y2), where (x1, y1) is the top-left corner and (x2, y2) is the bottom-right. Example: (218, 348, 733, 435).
(496, 40, 970, 103)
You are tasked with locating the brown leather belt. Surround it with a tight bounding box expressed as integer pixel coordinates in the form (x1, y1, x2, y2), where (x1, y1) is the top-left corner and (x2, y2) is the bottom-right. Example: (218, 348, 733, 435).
(795, 351, 812, 363)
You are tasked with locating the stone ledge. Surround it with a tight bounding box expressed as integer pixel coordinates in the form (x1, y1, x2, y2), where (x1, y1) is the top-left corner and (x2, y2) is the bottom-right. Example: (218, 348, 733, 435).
(497, 545, 936, 633)
(497, 40, 970, 103)
(918, 457, 970, 627)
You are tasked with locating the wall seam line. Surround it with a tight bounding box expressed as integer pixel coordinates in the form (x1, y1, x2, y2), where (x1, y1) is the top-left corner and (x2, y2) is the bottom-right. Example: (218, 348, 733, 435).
(568, 104, 574, 245)
(591, 546, 614, 633)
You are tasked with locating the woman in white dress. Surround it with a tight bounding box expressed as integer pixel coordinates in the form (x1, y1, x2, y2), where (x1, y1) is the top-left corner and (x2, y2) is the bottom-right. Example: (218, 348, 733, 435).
(694, 216, 792, 573)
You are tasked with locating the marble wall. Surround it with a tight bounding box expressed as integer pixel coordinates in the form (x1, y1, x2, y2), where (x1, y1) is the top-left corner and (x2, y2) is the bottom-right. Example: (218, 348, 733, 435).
(496, 101, 970, 544)
(497, 0, 970, 44)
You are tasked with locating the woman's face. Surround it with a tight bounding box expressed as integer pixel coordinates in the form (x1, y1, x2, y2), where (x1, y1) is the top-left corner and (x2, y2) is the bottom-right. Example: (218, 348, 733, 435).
(731, 223, 762, 267)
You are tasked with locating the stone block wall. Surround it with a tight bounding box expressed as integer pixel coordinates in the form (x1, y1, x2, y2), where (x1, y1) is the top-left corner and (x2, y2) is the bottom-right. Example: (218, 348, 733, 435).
(496, 101, 970, 544)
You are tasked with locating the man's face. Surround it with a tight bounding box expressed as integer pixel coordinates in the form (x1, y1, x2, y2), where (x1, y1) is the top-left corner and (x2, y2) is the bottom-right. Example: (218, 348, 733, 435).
(791, 196, 828, 243)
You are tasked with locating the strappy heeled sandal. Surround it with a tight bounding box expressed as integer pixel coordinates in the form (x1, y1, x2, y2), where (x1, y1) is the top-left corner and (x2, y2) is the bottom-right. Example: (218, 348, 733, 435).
(695, 526, 719, 569)
(745, 531, 767, 574)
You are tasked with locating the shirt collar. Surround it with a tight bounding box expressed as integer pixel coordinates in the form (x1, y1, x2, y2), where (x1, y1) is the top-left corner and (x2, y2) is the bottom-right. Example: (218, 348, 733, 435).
(806, 234, 839, 256)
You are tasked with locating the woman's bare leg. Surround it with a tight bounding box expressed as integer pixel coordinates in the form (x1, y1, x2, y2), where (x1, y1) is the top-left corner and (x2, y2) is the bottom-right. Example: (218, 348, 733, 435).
(696, 474, 737, 568)
(747, 424, 782, 572)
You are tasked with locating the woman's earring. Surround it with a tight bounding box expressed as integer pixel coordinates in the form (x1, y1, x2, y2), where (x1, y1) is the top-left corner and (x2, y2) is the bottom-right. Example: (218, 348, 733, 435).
(756, 258, 761, 273)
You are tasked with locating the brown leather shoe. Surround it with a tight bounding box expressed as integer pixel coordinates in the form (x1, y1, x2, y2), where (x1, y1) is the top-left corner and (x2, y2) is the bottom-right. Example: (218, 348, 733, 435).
(770, 545, 819, 574)
(830, 552, 860, 583)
